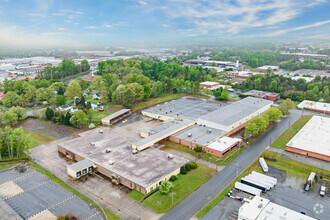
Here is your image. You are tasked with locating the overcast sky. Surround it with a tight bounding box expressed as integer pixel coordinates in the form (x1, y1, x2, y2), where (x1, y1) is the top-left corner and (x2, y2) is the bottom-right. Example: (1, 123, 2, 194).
(0, 0, 329, 48)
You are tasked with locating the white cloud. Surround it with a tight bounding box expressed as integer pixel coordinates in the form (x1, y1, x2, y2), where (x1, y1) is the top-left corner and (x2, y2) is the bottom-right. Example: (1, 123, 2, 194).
(52, 13, 65, 16)
(58, 27, 66, 31)
(162, 24, 170, 27)
(104, 23, 112, 28)
(149, 0, 327, 37)
(85, 26, 97, 29)
(138, 0, 147, 5)
(269, 20, 330, 36)
(27, 13, 43, 17)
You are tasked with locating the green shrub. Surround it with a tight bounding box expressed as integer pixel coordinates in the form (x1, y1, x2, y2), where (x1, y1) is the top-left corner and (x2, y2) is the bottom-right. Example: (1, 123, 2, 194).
(185, 164, 191, 171)
(195, 146, 202, 152)
(190, 162, 198, 169)
(169, 175, 177, 182)
(180, 166, 187, 175)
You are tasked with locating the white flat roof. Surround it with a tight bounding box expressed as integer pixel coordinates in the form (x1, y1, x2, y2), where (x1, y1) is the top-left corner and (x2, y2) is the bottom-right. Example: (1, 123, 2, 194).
(239, 196, 270, 220)
(297, 100, 330, 112)
(257, 201, 316, 220)
(200, 81, 220, 86)
(207, 136, 241, 152)
(239, 196, 316, 220)
(256, 65, 279, 70)
(287, 116, 330, 156)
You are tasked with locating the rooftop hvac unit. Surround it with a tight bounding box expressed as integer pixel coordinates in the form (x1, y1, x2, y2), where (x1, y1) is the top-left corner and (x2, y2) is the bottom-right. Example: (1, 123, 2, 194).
(105, 148, 111, 153)
(108, 160, 114, 165)
(99, 129, 103, 133)
(187, 133, 192, 137)
(218, 139, 221, 143)
(168, 154, 174, 159)
(224, 141, 226, 144)
(90, 142, 95, 146)
(132, 149, 138, 154)
(207, 129, 212, 133)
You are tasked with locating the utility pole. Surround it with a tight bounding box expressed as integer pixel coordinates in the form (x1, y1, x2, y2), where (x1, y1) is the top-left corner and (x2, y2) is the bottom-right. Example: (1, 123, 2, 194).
(171, 192, 174, 208)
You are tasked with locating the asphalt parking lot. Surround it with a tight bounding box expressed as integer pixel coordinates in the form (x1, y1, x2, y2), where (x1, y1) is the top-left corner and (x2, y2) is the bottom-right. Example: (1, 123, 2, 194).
(201, 166, 330, 220)
(0, 166, 102, 220)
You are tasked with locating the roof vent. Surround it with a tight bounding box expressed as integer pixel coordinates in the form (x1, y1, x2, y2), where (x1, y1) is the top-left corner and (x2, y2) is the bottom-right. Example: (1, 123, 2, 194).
(132, 149, 138, 154)
(90, 142, 95, 146)
(99, 129, 103, 133)
(105, 148, 111, 153)
(224, 141, 226, 144)
(108, 160, 114, 165)
(168, 154, 174, 159)
(207, 129, 212, 133)
(187, 133, 192, 137)
(218, 139, 221, 143)
(258, 203, 263, 209)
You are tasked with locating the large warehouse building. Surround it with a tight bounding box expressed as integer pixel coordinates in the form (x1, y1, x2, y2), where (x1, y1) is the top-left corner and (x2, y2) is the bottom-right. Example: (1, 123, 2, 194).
(297, 100, 330, 114)
(58, 129, 188, 194)
(141, 97, 273, 157)
(197, 97, 273, 135)
(286, 116, 330, 161)
(238, 196, 316, 220)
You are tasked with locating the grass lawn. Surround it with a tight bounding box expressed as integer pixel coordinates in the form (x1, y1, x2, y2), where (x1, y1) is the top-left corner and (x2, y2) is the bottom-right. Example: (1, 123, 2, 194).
(127, 190, 145, 202)
(141, 164, 214, 213)
(271, 115, 312, 149)
(29, 162, 120, 220)
(132, 93, 186, 112)
(261, 150, 330, 180)
(0, 162, 18, 170)
(164, 141, 200, 157)
(24, 129, 58, 148)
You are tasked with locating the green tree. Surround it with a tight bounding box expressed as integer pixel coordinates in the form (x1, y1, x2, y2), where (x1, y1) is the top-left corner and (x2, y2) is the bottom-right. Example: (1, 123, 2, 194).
(63, 112, 72, 125)
(45, 108, 54, 120)
(70, 110, 87, 127)
(245, 121, 259, 136)
(57, 86, 65, 96)
(279, 98, 295, 115)
(122, 88, 135, 109)
(66, 80, 82, 100)
(2, 91, 19, 107)
(4, 110, 18, 126)
(159, 180, 174, 194)
(24, 85, 37, 102)
(180, 166, 187, 175)
(220, 92, 229, 100)
(266, 107, 282, 123)
(9, 106, 25, 120)
(56, 95, 67, 107)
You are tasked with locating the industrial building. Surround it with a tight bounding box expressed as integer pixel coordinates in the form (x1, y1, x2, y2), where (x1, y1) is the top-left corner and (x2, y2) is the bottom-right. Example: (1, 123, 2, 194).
(238, 196, 316, 220)
(183, 59, 236, 68)
(286, 116, 330, 161)
(251, 66, 279, 72)
(200, 81, 220, 90)
(289, 69, 329, 77)
(58, 129, 188, 194)
(101, 109, 131, 125)
(243, 90, 280, 101)
(297, 100, 330, 114)
(141, 97, 272, 157)
(141, 98, 221, 121)
(197, 97, 273, 135)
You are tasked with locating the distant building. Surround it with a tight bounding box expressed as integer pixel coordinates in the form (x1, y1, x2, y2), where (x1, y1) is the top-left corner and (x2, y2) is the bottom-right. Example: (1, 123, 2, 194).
(57, 104, 73, 112)
(226, 70, 259, 79)
(251, 66, 279, 73)
(200, 81, 220, 90)
(101, 109, 131, 125)
(203, 136, 243, 158)
(280, 52, 328, 59)
(290, 76, 314, 83)
(297, 100, 330, 114)
(238, 196, 316, 220)
(82, 75, 95, 83)
(183, 59, 236, 69)
(290, 69, 329, 77)
(243, 90, 280, 101)
(286, 116, 330, 162)
(0, 93, 5, 100)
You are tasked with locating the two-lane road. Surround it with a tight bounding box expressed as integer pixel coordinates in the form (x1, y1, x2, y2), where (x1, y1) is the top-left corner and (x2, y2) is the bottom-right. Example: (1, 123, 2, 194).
(161, 112, 301, 220)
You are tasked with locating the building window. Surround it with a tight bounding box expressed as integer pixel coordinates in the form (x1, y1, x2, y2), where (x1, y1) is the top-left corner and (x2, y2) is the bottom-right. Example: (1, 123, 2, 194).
(151, 187, 153, 191)
(88, 166, 94, 172)
(82, 169, 87, 174)
(77, 171, 81, 177)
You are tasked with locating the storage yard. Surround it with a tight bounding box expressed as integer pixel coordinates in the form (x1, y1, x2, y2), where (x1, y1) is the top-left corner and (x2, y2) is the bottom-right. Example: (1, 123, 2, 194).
(202, 165, 330, 220)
